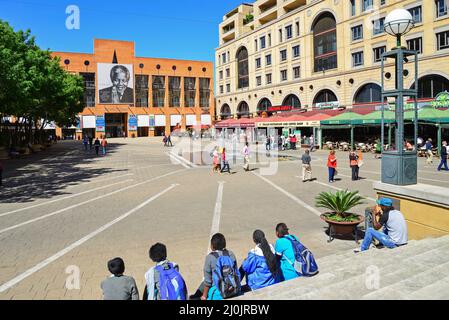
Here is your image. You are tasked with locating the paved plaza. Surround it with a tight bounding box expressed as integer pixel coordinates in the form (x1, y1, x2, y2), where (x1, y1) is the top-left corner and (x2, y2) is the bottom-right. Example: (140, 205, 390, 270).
(0, 138, 447, 300)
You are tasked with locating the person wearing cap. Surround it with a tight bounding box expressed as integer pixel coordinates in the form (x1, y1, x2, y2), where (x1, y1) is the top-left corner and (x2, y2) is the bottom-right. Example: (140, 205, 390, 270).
(359, 198, 408, 252)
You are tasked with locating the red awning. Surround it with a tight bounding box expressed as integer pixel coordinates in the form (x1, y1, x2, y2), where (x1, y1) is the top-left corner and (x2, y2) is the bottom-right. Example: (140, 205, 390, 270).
(214, 118, 255, 128)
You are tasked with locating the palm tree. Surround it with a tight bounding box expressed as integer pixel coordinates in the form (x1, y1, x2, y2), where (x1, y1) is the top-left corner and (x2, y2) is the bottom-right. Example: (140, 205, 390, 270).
(315, 190, 364, 219)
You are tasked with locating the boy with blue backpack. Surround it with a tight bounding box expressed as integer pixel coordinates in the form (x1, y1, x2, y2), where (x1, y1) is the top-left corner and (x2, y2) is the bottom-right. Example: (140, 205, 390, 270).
(275, 223, 318, 281)
(192, 233, 241, 300)
(143, 242, 187, 300)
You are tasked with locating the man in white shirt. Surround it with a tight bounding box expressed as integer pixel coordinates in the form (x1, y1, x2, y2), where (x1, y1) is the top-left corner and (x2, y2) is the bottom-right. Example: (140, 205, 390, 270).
(243, 143, 250, 171)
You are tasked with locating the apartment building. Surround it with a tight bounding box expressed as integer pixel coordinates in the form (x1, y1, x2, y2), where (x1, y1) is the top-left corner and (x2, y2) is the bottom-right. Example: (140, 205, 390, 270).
(52, 39, 214, 139)
(215, 0, 449, 120)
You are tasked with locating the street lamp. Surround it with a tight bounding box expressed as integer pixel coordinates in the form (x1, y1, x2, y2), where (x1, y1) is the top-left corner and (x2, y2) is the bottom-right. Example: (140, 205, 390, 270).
(380, 9, 419, 185)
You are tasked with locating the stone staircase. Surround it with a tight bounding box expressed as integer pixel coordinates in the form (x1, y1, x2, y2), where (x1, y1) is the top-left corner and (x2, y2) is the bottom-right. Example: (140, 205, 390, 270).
(236, 235, 449, 300)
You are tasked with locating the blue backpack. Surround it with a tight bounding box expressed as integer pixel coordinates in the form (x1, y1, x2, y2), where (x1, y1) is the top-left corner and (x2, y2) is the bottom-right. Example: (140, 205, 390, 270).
(211, 250, 241, 299)
(155, 262, 187, 300)
(284, 236, 319, 277)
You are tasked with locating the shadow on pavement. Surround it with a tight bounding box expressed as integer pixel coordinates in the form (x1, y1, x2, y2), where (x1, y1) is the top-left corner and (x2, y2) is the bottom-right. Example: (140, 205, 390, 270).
(0, 141, 129, 204)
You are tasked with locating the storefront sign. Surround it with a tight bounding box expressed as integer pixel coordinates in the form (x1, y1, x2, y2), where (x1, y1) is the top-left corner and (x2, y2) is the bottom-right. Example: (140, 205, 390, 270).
(256, 120, 320, 128)
(316, 101, 340, 109)
(267, 105, 292, 112)
(128, 114, 138, 131)
(431, 91, 449, 109)
(96, 115, 105, 132)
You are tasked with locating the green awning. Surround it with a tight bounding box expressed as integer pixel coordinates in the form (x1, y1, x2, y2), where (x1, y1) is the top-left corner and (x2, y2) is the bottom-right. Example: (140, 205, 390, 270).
(320, 112, 364, 125)
(352, 110, 396, 125)
(404, 108, 449, 123)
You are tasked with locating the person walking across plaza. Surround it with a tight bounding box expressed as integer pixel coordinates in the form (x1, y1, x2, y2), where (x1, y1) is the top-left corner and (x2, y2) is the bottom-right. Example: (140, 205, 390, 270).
(220, 147, 231, 174)
(437, 141, 449, 171)
(82, 135, 88, 151)
(301, 149, 312, 182)
(167, 134, 173, 147)
(357, 198, 408, 252)
(243, 142, 250, 171)
(349, 150, 359, 181)
(327, 150, 337, 183)
(88, 135, 94, 151)
(101, 136, 108, 156)
(211, 147, 220, 173)
(425, 138, 433, 164)
(94, 137, 101, 156)
(265, 136, 271, 151)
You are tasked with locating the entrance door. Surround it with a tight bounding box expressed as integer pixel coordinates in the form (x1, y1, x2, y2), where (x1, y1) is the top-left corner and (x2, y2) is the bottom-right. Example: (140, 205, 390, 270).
(105, 113, 127, 138)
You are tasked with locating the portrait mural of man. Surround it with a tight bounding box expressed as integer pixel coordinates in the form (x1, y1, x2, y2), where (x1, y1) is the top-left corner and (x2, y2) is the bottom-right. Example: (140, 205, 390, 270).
(98, 64, 134, 104)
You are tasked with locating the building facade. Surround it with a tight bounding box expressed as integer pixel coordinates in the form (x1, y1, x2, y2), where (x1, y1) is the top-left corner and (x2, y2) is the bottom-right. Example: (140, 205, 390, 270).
(52, 39, 214, 139)
(215, 0, 449, 120)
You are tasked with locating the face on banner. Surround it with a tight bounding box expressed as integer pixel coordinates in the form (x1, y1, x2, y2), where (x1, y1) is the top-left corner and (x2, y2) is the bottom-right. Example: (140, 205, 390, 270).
(98, 64, 134, 104)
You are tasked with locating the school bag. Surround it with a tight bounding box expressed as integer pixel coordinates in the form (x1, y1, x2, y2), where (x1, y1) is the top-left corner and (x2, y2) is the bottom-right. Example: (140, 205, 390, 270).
(284, 236, 318, 277)
(155, 262, 187, 300)
(211, 250, 241, 299)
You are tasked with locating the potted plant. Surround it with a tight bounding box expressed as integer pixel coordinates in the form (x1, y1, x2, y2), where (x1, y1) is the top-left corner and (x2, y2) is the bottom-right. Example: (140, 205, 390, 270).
(315, 190, 365, 242)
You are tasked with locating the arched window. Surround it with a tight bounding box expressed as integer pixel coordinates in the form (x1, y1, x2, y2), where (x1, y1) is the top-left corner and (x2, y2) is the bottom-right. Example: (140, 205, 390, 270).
(313, 89, 338, 105)
(354, 83, 382, 104)
(312, 12, 337, 72)
(237, 47, 249, 89)
(282, 94, 301, 109)
(257, 98, 272, 112)
(220, 104, 231, 119)
(410, 74, 449, 99)
(237, 101, 250, 118)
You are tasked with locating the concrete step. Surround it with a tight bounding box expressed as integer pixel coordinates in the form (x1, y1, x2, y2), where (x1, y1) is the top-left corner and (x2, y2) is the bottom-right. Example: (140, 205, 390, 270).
(408, 275, 449, 300)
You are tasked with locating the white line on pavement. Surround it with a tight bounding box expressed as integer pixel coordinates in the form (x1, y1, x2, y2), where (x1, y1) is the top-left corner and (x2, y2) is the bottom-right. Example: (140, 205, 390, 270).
(168, 151, 199, 168)
(0, 179, 133, 218)
(252, 172, 322, 217)
(0, 169, 185, 234)
(166, 152, 190, 169)
(0, 184, 179, 293)
(208, 181, 225, 254)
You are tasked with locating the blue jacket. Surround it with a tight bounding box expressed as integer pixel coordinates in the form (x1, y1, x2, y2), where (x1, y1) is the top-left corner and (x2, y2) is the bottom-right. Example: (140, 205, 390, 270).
(275, 235, 300, 281)
(241, 244, 281, 290)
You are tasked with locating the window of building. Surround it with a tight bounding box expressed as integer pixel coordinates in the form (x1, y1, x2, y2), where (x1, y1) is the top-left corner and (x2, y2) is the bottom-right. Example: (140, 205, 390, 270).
(152, 76, 165, 107)
(352, 51, 364, 67)
(169, 76, 181, 107)
(362, 0, 373, 12)
(437, 30, 449, 50)
(286, 25, 293, 39)
(296, 21, 300, 36)
(351, 25, 363, 41)
(408, 6, 422, 23)
(266, 73, 272, 84)
(220, 104, 231, 119)
(373, 17, 385, 35)
(226, 68, 230, 78)
(279, 28, 283, 43)
(256, 57, 262, 69)
(237, 47, 249, 89)
(260, 36, 266, 49)
(219, 70, 223, 80)
(282, 94, 301, 109)
(255, 39, 258, 52)
(292, 45, 300, 58)
(266, 54, 272, 66)
(226, 83, 231, 93)
(313, 89, 338, 105)
(350, 0, 356, 16)
(281, 69, 288, 81)
(280, 49, 287, 61)
(256, 76, 262, 86)
(184, 77, 196, 107)
(313, 12, 338, 72)
(407, 37, 423, 54)
(219, 85, 224, 94)
(380, 0, 385, 5)
(135, 74, 149, 107)
(80, 73, 96, 107)
(411, 74, 449, 98)
(199, 78, 210, 109)
(268, 33, 272, 46)
(237, 101, 250, 118)
(373, 46, 386, 62)
(293, 66, 301, 79)
(257, 98, 272, 113)
(222, 53, 226, 64)
(436, 0, 448, 18)
(354, 83, 381, 104)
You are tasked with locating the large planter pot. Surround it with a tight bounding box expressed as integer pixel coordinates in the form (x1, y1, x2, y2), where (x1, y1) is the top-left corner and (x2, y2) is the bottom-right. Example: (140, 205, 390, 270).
(320, 213, 364, 244)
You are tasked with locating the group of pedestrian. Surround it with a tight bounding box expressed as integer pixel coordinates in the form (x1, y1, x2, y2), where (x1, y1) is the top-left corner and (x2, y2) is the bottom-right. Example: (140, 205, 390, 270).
(211, 146, 231, 174)
(82, 135, 108, 156)
(163, 134, 173, 147)
(101, 223, 318, 300)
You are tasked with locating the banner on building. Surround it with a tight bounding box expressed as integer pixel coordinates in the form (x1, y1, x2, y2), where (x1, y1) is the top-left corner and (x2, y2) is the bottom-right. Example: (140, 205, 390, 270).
(98, 63, 134, 104)
(128, 114, 138, 131)
(96, 115, 105, 132)
(149, 115, 155, 127)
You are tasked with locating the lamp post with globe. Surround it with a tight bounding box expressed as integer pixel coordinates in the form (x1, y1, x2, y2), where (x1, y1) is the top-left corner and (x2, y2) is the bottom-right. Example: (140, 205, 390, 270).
(380, 9, 419, 185)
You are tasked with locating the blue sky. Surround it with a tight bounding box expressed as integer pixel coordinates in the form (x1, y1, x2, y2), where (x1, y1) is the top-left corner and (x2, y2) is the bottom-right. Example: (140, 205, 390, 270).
(0, 0, 249, 62)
